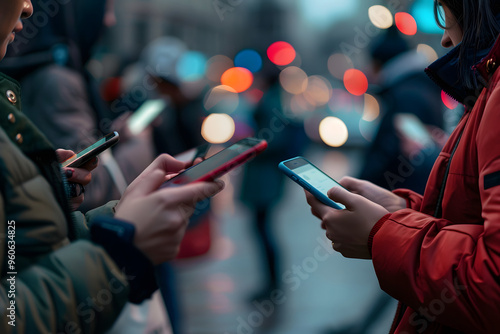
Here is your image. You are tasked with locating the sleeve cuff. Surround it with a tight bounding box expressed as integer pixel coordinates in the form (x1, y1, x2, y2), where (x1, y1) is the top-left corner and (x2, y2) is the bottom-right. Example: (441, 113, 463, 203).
(90, 216, 157, 303)
(368, 213, 392, 257)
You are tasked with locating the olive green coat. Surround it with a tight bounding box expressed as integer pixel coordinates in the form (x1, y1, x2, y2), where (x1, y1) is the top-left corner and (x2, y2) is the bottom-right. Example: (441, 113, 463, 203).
(0, 72, 129, 333)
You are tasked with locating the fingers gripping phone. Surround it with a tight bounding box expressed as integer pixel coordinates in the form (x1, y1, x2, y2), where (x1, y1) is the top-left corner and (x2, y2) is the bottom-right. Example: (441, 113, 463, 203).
(61, 132, 120, 168)
(279, 156, 346, 209)
(162, 137, 268, 187)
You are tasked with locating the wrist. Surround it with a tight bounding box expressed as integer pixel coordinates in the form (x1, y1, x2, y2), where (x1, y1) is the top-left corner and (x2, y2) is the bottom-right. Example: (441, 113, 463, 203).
(90, 217, 157, 303)
(367, 213, 392, 257)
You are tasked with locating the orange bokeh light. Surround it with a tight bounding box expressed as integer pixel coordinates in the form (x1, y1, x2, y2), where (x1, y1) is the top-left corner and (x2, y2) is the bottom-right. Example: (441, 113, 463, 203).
(220, 67, 254, 93)
(395, 12, 418, 36)
(343, 69, 368, 96)
(267, 41, 296, 66)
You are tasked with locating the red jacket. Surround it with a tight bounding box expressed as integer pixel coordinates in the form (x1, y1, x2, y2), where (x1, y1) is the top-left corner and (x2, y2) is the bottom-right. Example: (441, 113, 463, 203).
(369, 36, 500, 333)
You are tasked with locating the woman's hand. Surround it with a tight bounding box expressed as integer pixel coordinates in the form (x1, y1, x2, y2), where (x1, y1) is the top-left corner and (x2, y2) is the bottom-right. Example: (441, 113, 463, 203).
(339, 177, 406, 212)
(56, 149, 97, 211)
(306, 184, 389, 259)
(115, 154, 224, 265)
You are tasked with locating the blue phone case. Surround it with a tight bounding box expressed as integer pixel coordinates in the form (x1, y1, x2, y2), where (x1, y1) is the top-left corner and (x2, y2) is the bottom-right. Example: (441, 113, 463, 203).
(278, 156, 345, 210)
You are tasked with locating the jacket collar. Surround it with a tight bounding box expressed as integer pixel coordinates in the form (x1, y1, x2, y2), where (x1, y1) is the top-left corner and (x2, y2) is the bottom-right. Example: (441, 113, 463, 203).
(425, 34, 500, 108)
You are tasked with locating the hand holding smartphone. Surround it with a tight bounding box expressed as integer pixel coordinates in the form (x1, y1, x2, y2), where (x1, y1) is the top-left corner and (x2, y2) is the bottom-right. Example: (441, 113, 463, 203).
(162, 137, 267, 187)
(61, 132, 120, 168)
(279, 156, 346, 209)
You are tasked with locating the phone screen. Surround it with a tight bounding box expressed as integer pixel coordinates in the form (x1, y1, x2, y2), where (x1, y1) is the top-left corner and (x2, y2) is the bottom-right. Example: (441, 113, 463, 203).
(282, 157, 346, 209)
(164, 138, 267, 186)
(62, 132, 119, 168)
(128, 99, 166, 135)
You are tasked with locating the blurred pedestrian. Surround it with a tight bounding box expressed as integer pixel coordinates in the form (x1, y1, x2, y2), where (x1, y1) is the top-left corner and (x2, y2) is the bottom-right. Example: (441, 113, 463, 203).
(359, 26, 445, 194)
(240, 68, 307, 303)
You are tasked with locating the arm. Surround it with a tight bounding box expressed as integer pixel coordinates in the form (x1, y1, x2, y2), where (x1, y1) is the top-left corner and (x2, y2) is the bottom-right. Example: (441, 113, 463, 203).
(371, 82, 500, 332)
(0, 193, 130, 334)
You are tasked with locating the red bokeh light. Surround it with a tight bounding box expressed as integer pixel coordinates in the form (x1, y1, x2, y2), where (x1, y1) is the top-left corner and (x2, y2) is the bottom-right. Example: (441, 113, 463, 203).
(267, 41, 296, 66)
(395, 12, 418, 36)
(343, 69, 368, 96)
(441, 90, 459, 109)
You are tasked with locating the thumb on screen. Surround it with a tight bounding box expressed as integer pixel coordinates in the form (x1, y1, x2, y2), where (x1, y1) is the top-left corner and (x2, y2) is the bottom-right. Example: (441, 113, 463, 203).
(327, 186, 356, 210)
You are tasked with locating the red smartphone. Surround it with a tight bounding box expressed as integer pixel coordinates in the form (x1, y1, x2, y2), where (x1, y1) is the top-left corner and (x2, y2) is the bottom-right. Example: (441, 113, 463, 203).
(162, 137, 267, 187)
(61, 132, 120, 168)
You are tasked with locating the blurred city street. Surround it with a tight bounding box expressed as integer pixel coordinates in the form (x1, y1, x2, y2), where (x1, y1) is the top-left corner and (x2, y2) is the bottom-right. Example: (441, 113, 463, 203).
(172, 143, 398, 334)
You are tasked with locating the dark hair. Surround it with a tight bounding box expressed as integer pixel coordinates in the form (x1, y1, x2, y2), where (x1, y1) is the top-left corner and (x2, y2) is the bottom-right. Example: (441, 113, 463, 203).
(434, 0, 500, 88)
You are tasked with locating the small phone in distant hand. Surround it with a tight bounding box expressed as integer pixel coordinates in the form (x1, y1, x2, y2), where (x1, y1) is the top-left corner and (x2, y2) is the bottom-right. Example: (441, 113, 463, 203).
(173, 143, 212, 165)
(162, 137, 267, 187)
(279, 156, 346, 209)
(393, 113, 435, 148)
(61, 131, 120, 168)
(127, 99, 167, 135)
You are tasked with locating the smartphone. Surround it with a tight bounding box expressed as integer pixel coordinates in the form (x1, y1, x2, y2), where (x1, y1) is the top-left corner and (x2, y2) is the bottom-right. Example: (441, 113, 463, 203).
(127, 99, 167, 135)
(393, 113, 435, 148)
(61, 131, 120, 168)
(279, 156, 346, 209)
(162, 137, 267, 187)
(173, 143, 212, 165)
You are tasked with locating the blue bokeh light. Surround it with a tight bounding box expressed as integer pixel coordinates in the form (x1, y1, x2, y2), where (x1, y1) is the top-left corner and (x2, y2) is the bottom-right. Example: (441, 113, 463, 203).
(411, 0, 443, 34)
(234, 49, 263, 73)
(176, 51, 207, 82)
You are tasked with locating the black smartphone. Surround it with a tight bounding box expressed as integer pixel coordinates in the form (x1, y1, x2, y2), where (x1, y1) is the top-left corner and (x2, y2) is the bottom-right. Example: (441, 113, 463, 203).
(162, 137, 268, 187)
(61, 132, 120, 168)
(173, 143, 212, 165)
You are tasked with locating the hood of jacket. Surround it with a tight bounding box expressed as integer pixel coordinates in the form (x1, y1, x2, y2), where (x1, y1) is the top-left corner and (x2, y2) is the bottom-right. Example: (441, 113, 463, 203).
(0, 0, 106, 81)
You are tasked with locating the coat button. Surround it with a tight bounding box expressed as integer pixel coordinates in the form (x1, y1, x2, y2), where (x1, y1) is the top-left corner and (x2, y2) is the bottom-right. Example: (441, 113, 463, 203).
(15, 133, 23, 144)
(6, 90, 17, 104)
(7, 113, 15, 123)
(487, 58, 497, 74)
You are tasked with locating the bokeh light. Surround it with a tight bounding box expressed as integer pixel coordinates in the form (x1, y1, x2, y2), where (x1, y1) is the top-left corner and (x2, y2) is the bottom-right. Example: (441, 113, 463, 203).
(395, 12, 418, 35)
(204, 85, 239, 114)
(319, 117, 349, 147)
(290, 94, 315, 115)
(417, 44, 439, 63)
(234, 49, 262, 73)
(176, 51, 207, 82)
(368, 5, 393, 29)
(206, 55, 234, 83)
(267, 41, 296, 66)
(411, 0, 443, 34)
(327, 53, 354, 80)
(303, 75, 332, 107)
(245, 88, 264, 104)
(362, 94, 380, 121)
(343, 69, 368, 96)
(441, 90, 459, 109)
(201, 113, 235, 143)
(280, 66, 308, 94)
(221, 67, 254, 93)
(328, 89, 354, 113)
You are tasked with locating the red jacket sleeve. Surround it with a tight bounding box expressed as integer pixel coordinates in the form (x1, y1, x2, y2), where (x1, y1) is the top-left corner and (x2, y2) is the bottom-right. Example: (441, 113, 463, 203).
(371, 80, 500, 333)
(393, 188, 423, 210)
